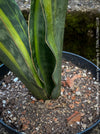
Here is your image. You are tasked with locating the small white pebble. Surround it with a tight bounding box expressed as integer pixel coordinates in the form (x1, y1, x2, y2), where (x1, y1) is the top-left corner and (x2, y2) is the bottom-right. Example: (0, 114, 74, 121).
(13, 117, 17, 121)
(76, 91, 81, 96)
(36, 127, 39, 131)
(2, 82, 6, 87)
(66, 62, 69, 64)
(10, 114, 13, 118)
(65, 92, 68, 95)
(82, 124, 87, 129)
(52, 127, 54, 131)
(22, 100, 26, 104)
(8, 111, 11, 114)
(15, 86, 18, 89)
(8, 120, 12, 123)
(94, 104, 98, 107)
(88, 72, 91, 75)
(83, 100, 87, 103)
(88, 117, 92, 122)
(76, 121, 80, 125)
(3, 104, 5, 107)
(23, 106, 26, 109)
(18, 80, 21, 83)
(83, 70, 87, 73)
(93, 77, 96, 80)
(2, 100, 6, 104)
(62, 65, 65, 68)
(68, 5, 71, 9)
(7, 71, 11, 75)
(82, 73, 87, 77)
(61, 92, 63, 96)
(94, 81, 98, 84)
(7, 85, 10, 90)
(81, 109, 84, 112)
(88, 87, 91, 90)
(66, 66, 69, 69)
(13, 77, 18, 82)
(49, 120, 52, 123)
(87, 100, 91, 104)
(68, 96, 71, 99)
(31, 96, 36, 100)
(75, 66, 78, 69)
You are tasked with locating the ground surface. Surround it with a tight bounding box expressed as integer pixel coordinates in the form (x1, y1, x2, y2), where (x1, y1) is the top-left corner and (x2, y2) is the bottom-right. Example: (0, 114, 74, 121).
(15, 0, 100, 11)
(0, 60, 99, 134)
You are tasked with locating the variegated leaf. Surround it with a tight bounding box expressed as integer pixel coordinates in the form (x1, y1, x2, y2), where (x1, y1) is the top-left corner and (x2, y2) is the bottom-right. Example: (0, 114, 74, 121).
(29, 0, 67, 99)
(0, 0, 48, 99)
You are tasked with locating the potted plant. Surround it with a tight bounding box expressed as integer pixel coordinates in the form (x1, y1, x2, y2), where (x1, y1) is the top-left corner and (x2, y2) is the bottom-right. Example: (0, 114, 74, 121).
(0, 0, 99, 134)
(0, 0, 67, 100)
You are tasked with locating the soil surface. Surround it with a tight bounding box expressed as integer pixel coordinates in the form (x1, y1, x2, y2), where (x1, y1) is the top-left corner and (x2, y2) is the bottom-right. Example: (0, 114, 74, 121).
(0, 60, 99, 134)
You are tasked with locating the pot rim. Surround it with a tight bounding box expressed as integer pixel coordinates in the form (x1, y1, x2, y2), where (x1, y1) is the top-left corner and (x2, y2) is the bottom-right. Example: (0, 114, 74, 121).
(62, 51, 99, 69)
(0, 63, 4, 68)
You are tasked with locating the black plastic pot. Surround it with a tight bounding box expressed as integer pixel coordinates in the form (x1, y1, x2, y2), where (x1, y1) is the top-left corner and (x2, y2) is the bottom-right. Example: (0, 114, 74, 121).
(62, 51, 100, 134)
(0, 51, 100, 134)
(62, 51, 100, 79)
(0, 63, 9, 80)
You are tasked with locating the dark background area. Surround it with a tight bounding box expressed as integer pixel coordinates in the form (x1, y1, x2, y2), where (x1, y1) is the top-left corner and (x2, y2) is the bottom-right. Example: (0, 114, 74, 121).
(63, 11, 100, 67)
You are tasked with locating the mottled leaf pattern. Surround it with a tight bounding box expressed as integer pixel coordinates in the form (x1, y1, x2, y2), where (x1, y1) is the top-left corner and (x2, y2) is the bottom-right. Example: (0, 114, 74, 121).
(0, 0, 48, 99)
(0, 0, 67, 99)
(30, 0, 67, 98)
(29, 0, 56, 98)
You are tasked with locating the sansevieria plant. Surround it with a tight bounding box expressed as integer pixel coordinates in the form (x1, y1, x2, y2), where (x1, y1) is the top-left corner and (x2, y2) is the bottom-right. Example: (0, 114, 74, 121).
(0, 0, 67, 100)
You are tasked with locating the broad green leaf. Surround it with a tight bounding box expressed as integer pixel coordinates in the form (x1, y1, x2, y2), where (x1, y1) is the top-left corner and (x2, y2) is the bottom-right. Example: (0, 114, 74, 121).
(29, 0, 67, 98)
(29, 0, 56, 98)
(0, 0, 48, 99)
(40, 0, 68, 98)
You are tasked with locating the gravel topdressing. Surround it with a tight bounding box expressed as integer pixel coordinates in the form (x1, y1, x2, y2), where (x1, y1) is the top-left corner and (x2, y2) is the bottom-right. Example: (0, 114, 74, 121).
(0, 60, 99, 134)
(15, 0, 100, 12)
